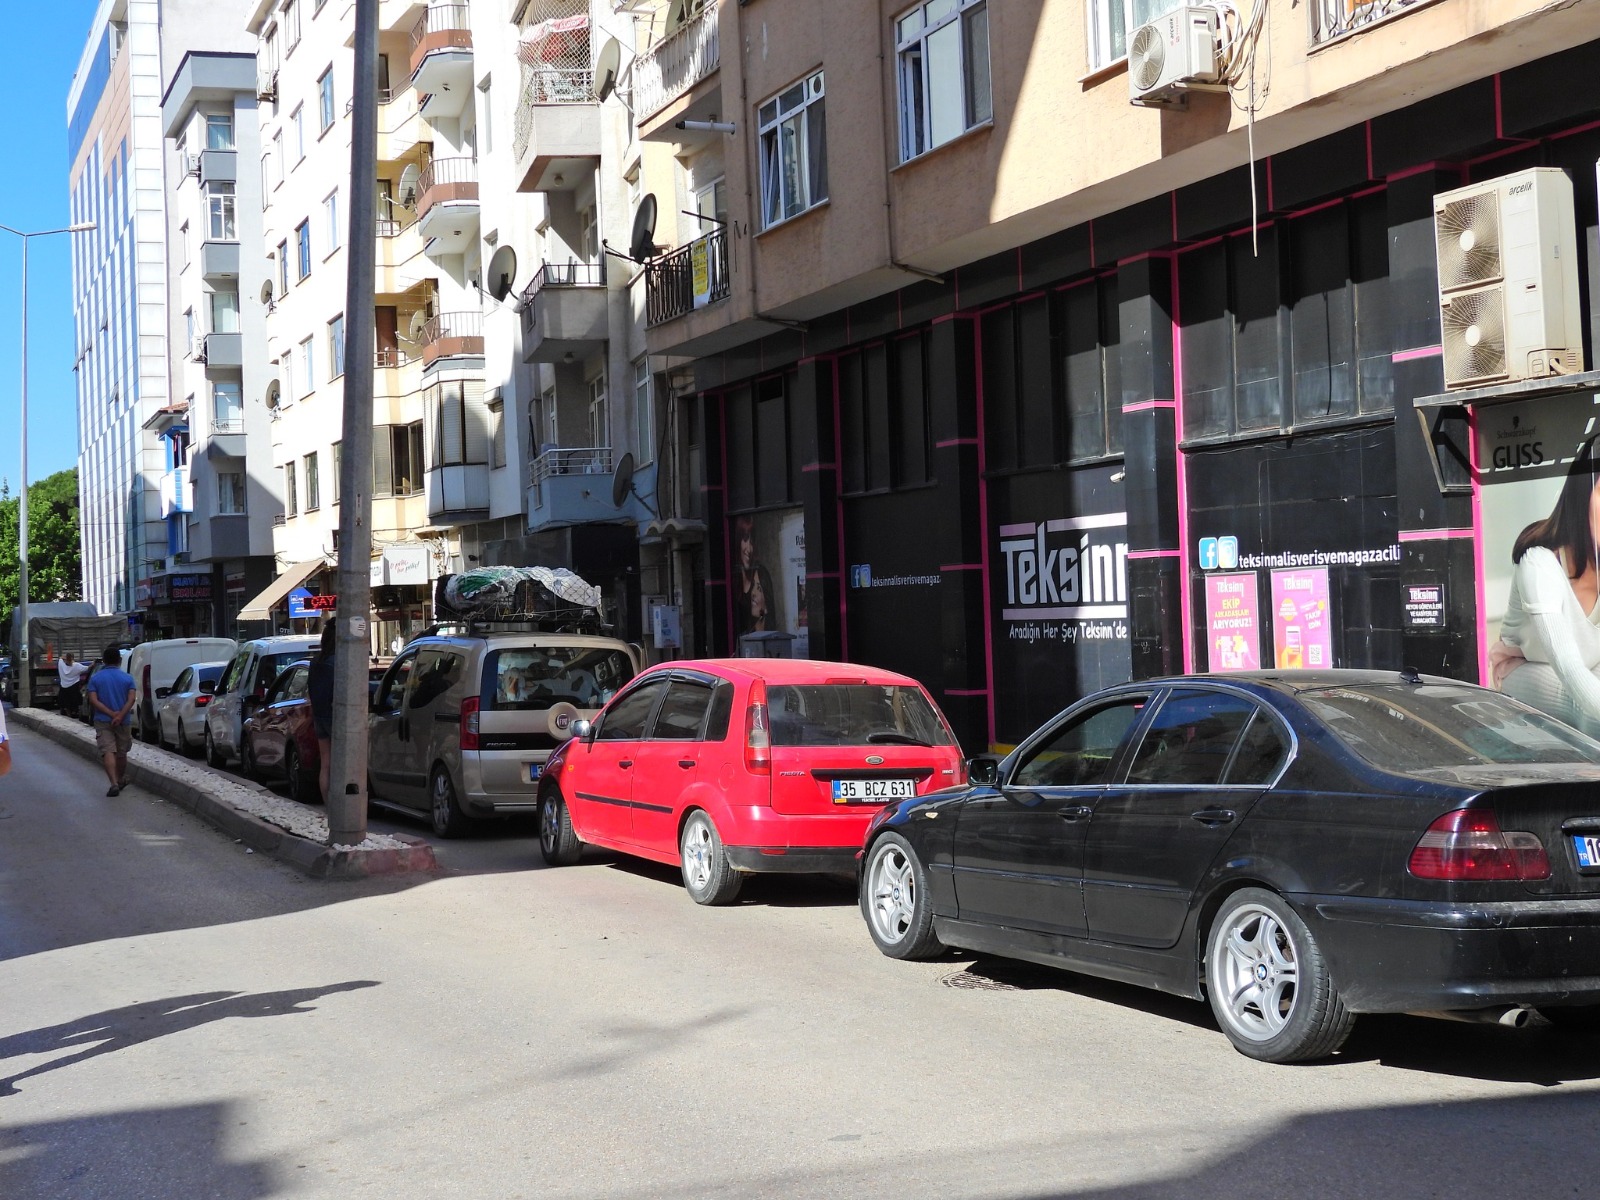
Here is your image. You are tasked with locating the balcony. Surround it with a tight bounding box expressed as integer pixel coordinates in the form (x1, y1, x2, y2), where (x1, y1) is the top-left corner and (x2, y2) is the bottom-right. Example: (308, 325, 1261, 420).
(199, 239, 239, 281)
(527, 445, 619, 530)
(520, 261, 607, 363)
(415, 157, 479, 255)
(201, 331, 243, 378)
(427, 462, 490, 521)
(511, 69, 598, 192)
(1310, 0, 1438, 47)
(635, 0, 720, 135)
(418, 310, 484, 366)
(410, 3, 474, 118)
(645, 229, 730, 327)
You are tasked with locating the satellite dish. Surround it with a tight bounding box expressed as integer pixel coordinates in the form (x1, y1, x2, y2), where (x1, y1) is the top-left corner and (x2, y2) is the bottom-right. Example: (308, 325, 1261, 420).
(611, 451, 658, 516)
(264, 379, 282, 409)
(628, 194, 659, 262)
(259, 279, 274, 306)
(487, 245, 518, 302)
(665, 0, 687, 29)
(398, 163, 421, 209)
(401, 310, 429, 348)
(593, 38, 621, 102)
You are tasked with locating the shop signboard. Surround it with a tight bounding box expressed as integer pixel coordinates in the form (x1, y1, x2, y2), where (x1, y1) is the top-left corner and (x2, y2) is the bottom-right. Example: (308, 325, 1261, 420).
(385, 544, 431, 586)
(169, 573, 212, 603)
(1403, 580, 1447, 629)
(1203, 572, 1261, 671)
(1269, 567, 1333, 669)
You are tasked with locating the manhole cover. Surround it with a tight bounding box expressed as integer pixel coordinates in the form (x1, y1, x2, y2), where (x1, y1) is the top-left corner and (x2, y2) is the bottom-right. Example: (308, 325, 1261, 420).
(940, 969, 1021, 992)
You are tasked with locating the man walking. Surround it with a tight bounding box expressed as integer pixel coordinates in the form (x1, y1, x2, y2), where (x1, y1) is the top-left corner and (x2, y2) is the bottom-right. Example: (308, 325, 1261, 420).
(84, 646, 136, 796)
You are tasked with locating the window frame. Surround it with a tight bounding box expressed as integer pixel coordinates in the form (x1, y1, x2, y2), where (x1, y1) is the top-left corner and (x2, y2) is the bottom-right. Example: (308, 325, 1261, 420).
(323, 189, 340, 252)
(757, 70, 828, 229)
(217, 470, 246, 515)
(205, 181, 237, 241)
(205, 113, 235, 150)
(304, 450, 320, 511)
(295, 219, 312, 280)
(317, 68, 335, 133)
(327, 313, 345, 380)
(284, 460, 299, 516)
(895, 0, 992, 163)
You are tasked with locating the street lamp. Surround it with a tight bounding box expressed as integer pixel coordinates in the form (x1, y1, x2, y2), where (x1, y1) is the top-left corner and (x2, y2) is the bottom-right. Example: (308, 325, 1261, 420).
(0, 220, 96, 706)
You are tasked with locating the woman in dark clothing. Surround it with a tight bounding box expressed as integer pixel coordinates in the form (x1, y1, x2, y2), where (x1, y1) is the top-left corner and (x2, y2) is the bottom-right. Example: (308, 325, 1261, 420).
(307, 621, 337, 802)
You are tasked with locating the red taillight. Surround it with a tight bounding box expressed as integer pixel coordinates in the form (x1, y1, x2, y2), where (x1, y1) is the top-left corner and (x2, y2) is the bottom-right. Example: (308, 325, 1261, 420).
(195, 695, 211, 707)
(1408, 808, 1551, 881)
(745, 680, 770, 775)
(460, 696, 481, 751)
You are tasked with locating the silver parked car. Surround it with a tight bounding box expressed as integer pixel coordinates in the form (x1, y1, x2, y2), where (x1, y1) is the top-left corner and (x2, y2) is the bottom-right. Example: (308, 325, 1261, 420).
(206, 636, 323, 767)
(155, 661, 228, 757)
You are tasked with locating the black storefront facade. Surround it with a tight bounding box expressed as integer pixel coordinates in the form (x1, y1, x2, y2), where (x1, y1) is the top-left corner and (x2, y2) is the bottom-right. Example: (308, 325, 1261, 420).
(684, 37, 1600, 754)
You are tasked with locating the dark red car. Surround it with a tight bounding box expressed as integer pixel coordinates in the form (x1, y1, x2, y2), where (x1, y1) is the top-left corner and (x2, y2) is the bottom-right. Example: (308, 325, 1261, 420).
(240, 659, 321, 804)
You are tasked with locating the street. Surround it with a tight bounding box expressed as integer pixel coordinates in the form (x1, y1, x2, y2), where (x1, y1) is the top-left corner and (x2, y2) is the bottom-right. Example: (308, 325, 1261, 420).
(3, 722, 1600, 1199)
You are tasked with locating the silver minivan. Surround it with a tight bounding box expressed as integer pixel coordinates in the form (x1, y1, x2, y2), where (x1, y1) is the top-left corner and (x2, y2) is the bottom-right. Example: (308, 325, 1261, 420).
(205, 635, 323, 767)
(367, 630, 642, 836)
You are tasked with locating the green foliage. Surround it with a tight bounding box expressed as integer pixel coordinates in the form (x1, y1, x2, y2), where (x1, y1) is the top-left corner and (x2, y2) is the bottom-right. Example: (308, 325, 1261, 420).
(0, 468, 83, 617)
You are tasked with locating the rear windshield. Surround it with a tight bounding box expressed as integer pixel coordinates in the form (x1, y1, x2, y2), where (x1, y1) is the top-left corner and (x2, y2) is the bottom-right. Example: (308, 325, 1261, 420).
(766, 683, 956, 748)
(483, 647, 636, 712)
(1299, 684, 1600, 771)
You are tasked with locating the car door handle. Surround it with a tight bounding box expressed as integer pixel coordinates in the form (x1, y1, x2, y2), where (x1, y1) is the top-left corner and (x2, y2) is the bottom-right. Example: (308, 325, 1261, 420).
(1059, 806, 1093, 821)
(619, 759, 633, 769)
(678, 759, 695, 769)
(1190, 808, 1237, 826)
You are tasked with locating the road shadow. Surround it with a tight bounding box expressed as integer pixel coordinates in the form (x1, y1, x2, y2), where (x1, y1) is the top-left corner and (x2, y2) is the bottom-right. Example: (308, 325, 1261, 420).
(556, 1005, 752, 1080)
(0, 982, 379, 1098)
(598, 854, 858, 908)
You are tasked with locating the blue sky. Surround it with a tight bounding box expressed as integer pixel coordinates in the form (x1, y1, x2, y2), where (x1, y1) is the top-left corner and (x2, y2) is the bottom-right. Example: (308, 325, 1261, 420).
(0, 2, 105, 488)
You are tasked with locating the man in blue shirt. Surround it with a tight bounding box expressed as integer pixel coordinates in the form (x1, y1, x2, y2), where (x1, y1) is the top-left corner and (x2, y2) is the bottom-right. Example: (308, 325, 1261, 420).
(85, 646, 136, 796)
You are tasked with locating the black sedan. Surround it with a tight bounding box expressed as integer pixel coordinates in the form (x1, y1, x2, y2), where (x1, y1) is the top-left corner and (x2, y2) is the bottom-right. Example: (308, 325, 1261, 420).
(859, 669, 1600, 1063)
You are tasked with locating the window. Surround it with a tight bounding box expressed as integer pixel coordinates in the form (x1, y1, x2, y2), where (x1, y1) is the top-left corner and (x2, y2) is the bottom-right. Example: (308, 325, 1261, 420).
(896, 0, 990, 161)
(1124, 691, 1257, 786)
(206, 181, 236, 240)
(323, 190, 340, 251)
(283, 0, 300, 50)
(277, 239, 289, 294)
(651, 681, 715, 740)
(1012, 697, 1148, 788)
(372, 421, 425, 497)
(296, 219, 311, 279)
(284, 461, 299, 516)
(479, 76, 493, 153)
(326, 313, 345, 379)
(272, 129, 284, 185)
(213, 380, 243, 432)
(179, 222, 191, 268)
(430, 381, 490, 466)
(205, 113, 234, 150)
(489, 394, 506, 468)
(184, 308, 196, 349)
(304, 451, 320, 511)
(292, 105, 305, 161)
(209, 290, 240, 333)
(588, 374, 608, 448)
(261, 152, 274, 198)
(758, 70, 828, 227)
(217, 471, 246, 515)
(299, 335, 315, 395)
(634, 358, 654, 464)
(1087, 0, 1182, 72)
(331, 440, 341, 502)
(596, 680, 669, 741)
(317, 68, 335, 132)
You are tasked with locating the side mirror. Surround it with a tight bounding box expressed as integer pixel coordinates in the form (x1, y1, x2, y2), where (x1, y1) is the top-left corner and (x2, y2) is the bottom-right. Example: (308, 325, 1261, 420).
(570, 718, 594, 743)
(199, 681, 216, 695)
(966, 755, 1001, 787)
(155, 687, 172, 699)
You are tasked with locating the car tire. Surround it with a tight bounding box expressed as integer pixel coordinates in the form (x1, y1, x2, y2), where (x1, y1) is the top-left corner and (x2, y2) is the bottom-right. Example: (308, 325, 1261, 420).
(430, 767, 470, 839)
(205, 725, 227, 769)
(861, 832, 944, 960)
(1205, 887, 1355, 1064)
(240, 736, 259, 781)
(174, 720, 191, 757)
(539, 788, 583, 866)
(286, 745, 320, 805)
(1539, 1005, 1600, 1033)
(140, 710, 159, 745)
(679, 810, 742, 906)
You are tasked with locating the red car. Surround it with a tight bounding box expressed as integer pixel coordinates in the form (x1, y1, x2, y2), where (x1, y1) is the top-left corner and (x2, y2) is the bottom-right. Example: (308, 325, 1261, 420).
(240, 659, 321, 804)
(536, 659, 966, 904)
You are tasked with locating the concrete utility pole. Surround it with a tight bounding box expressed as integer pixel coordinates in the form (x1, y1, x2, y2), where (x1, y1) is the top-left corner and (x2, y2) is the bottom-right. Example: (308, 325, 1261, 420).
(327, 0, 379, 846)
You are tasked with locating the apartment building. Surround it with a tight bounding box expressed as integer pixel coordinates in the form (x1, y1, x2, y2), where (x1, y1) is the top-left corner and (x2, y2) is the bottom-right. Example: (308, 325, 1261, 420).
(67, 0, 257, 622)
(156, 49, 279, 636)
(622, 0, 1600, 751)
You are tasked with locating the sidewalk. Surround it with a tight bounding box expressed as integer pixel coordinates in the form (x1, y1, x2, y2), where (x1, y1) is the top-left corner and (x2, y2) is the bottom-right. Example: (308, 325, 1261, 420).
(8, 707, 437, 880)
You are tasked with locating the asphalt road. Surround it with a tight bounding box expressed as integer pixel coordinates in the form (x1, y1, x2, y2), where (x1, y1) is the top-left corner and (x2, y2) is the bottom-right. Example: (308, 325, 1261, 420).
(4, 721, 1600, 1199)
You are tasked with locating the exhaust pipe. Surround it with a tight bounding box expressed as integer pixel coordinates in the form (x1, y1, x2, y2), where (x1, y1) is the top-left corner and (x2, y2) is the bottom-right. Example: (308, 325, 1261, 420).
(1409, 1005, 1534, 1028)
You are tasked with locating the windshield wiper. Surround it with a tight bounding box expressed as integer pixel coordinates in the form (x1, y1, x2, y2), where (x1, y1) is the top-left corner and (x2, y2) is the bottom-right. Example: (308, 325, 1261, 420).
(866, 730, 931, 746)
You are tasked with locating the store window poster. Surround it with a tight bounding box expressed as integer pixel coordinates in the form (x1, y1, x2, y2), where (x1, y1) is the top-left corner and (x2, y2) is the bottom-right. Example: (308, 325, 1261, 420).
(1203, 572, 1261, 672)
(1270, 568, 1333, 669)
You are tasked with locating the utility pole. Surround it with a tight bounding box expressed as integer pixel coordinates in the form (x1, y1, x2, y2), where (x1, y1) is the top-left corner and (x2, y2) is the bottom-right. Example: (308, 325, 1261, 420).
(328, 0, 378, 846)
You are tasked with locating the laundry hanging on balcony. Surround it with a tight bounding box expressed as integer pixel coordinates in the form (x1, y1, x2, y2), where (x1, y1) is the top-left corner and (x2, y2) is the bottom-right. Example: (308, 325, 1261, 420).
(518, 14, 589, 65)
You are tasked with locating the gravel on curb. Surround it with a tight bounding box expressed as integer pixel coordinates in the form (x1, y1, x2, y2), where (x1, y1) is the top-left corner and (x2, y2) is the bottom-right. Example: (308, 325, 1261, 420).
(7, 706, 438, 880)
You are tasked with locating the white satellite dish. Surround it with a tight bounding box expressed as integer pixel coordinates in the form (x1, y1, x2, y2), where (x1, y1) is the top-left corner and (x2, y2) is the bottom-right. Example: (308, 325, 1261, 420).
(400, 310, 429, 349)
(594, 38, 621, 103)
(487, 245, 518, 302)
(398, 163, 422, 209)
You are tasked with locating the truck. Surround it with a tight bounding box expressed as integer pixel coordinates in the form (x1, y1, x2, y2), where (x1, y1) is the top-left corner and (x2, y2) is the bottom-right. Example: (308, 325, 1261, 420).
(4, 604, 132, 708)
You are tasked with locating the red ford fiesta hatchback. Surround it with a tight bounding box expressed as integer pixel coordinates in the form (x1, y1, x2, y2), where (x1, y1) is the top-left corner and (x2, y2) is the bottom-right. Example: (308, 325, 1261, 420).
(536, 659, 966, 904)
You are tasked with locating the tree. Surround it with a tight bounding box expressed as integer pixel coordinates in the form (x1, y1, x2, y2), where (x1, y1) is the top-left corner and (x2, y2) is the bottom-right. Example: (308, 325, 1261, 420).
(0, 468, 84, 622)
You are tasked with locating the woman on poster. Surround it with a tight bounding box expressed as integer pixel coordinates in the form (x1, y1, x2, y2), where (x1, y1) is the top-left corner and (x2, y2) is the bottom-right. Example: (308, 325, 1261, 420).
(734, 516, 776, 638)
(1494, 435, 1600, 736)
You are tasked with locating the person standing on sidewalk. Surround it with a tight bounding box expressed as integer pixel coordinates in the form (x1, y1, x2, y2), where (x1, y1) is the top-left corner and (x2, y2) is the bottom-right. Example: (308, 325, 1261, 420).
(57, 652, 89, 719)
(84, 646, 136, 796)
(306, 621, 336, 803)
(0, 695, 11, 779)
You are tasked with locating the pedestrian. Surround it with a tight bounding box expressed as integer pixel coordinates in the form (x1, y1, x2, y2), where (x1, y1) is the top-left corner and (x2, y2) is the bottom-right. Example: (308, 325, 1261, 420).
(57, 651, 89, 719)
(306, 621, 336, 803)
(84, 645, 136, 796)
(0, 694, 11, 778)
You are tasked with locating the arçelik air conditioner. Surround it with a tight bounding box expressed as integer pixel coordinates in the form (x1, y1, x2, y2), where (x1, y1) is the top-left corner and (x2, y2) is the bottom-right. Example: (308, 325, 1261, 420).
(1129, 6, 1221, 108)
(1434, 167, 1585, 389)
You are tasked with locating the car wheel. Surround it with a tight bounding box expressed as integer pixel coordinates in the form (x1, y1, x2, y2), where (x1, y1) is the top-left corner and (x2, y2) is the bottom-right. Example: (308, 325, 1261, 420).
(286, 745, 321, 805)
(205, 725, 227, 769)
(139, 711, 159, 745)
(538, 788, 583, 866)
(239, 736, 259, 781)
(1206, 887, 1355, 1064)
(430, 767, 470, 839)
(174, 719, 191, 757)
(679, 810, 742, 906)
(1539, 1005, 1600, 1033)
(861, 832, 943, 960)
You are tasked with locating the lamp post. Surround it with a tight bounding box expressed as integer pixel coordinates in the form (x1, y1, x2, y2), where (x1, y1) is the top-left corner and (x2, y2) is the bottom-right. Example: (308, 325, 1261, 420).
(1, 220, 96, 706)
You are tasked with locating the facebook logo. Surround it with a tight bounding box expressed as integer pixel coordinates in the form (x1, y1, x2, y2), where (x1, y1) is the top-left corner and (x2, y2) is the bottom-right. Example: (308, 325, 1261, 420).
(1198, 538, 1219, 571)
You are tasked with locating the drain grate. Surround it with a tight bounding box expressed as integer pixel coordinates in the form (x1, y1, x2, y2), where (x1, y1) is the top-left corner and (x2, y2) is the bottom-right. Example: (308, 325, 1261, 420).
(940, 969, 1021, 992)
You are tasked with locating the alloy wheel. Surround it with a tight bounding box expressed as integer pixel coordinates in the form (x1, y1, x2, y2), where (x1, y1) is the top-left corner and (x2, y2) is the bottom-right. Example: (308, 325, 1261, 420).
(1211, 901, 1299, 1042)
(682, 818, 712, 892)
(867, 842, 916, 945)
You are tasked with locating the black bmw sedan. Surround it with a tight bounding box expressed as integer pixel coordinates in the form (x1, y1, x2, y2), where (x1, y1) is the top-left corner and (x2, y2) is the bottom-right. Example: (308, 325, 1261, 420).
(859, 669, 1600, 1063)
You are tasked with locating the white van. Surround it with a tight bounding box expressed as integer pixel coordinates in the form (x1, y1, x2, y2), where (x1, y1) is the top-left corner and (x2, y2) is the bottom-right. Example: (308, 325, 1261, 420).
(128, 638, 238, 744)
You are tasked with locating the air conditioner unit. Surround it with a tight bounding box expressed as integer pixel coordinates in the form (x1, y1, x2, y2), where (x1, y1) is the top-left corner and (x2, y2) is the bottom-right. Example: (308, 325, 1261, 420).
(1434, 167, 1585, 389)
(191, 335, 208, 363)
(256, 70, 278, 102)
(1129, 6, 1221, 107)
(184, 153, 201, 177)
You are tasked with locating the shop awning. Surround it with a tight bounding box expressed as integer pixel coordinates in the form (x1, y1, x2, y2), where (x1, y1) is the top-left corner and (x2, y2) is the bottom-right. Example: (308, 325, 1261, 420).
(238, 558, 329, 621)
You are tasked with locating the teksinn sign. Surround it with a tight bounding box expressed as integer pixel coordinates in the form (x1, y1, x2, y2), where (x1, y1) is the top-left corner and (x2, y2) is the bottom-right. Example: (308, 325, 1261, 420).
(998, 513, 1129, 637)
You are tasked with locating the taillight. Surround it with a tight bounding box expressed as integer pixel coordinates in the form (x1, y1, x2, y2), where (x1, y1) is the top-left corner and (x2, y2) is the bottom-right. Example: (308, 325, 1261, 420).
(195, 695, 211, 707)
(1408, 808, 1550, 881)
(745, 680, 770, 775)
(460, 696, 481, 751)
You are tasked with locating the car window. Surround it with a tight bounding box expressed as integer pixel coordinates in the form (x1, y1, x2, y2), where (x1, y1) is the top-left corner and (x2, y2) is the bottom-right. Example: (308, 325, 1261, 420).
(409, 649, 463, 710)
(596, 680, 668, 741)
(704, 681, 735, 742)
(286, 666, 309, 701)
(172, 668, 192, 694)
(219, 650, 250, 694)
(483, 646, 636, 711)
(1012, 697, 1147, 788)
(257, 651, 312, 692)
(197, 664, 224, 686)
(265, 667, 297, 705)
(650, 681, 715, 741)
(1226, 712, 1292, 784)
(765, 683, 955, 747)
(1125, 690, 1255, 786)
(375, 652, 417, 712)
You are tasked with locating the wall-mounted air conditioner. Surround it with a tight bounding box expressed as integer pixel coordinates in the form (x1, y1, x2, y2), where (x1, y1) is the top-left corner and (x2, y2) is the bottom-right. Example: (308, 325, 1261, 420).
(1434, 167, 1585, 389)
(1129, 6, 1221, 108)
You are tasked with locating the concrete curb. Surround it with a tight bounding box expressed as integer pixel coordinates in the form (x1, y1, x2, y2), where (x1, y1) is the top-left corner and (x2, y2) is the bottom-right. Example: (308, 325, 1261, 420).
(8, 707, 438, 880)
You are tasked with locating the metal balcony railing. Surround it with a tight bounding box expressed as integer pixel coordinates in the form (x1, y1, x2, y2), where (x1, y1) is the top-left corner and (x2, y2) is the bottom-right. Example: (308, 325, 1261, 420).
(375, 348, 414, 368)
(634, 0, 719, 119)
(529, 445, 614, 504)
(645, 228, 730, 327)
(410, 2, 471, 54)
(418, 310, 484, 346)
(1309, 0, 1437, 47)
(521, 258, 606, 302)
(419, 156, 478, 193)
(213, 413, 245, 435)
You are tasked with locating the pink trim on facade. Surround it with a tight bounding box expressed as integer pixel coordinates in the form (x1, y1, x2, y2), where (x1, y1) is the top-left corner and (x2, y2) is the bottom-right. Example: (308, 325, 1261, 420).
(1398, 528, 1474, 542)
(943, 688, 990, 697)
(974, 322, 997, 747)
(935, 437, 980, 448)
(941, 563, 984, 571)
(1126, 549, 1181, 559)
(1392, 345, 1443, 362)
(1172, 262, 1194, 673)
(1122, 400, 1176, 413)
(831, 356, 849, 661)
(801, 461, 836, 473)
(1470, 406, 1489, 688)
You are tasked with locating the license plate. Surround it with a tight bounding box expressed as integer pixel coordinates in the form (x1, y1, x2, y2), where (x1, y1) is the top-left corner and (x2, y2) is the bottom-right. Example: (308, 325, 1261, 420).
(527, 763, 542, 783)
(832, 778, 916, 804)
(1574, 835, 1600, 869)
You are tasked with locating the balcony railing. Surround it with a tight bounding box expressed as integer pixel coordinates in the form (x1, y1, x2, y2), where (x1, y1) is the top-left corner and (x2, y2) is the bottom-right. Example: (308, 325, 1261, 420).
(522, 258, 606, 302)
(375, 348, 414, 368)
(529, 445, 614, 503)
(512, 68, 595, 162)
(213, 412, 245, 435)
(418, 310, 484, 363)
(634, 0, 719, 119)
(1310, 0, 1437, 47)
(419, 156, 478, 193)
(645, 228, 730, 326)
(410, 2, 471, 56)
